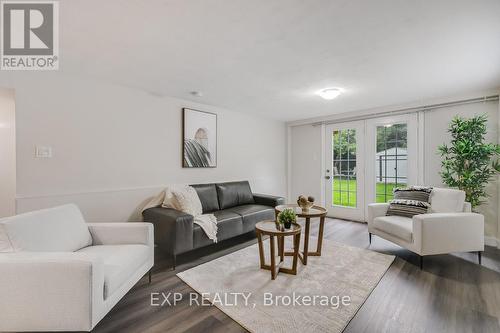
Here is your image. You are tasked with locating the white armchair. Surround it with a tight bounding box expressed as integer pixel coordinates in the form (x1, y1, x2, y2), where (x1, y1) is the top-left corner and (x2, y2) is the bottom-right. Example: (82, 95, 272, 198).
(368, 188, 484, 268)
(0, 204, 154, 332)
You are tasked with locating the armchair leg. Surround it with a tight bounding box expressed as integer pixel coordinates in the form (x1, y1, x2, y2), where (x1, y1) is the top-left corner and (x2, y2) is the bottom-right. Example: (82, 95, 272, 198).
(148, 269, 152, 284)
(172, 254, 177, 271)
(368, 232, 372, 245)
(419, 255, 423, 270)
(478, 251, 482, 265)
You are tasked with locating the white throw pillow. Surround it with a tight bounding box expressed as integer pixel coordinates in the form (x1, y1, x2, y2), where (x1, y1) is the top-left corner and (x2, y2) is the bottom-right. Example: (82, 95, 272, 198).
(166, 186, 203, 216)
(429, 188, 466, 213)
(161, 187, 182, 211)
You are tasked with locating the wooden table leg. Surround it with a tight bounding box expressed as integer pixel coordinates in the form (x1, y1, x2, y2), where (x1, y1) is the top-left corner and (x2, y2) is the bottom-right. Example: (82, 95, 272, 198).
(278, 235, 284, 262)
(302, 217, 310, 265)
(316, 216, 325, 255)
(257, 230, 265, 269)
(270, 235, 276, 280)
(276, 234, 299, 276)
(306, 215, 326, 257)
(292, 233, 300, 273)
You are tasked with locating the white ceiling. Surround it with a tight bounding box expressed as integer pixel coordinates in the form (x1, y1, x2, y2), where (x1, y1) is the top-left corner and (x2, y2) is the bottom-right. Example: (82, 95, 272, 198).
(59, 0, 500, 121)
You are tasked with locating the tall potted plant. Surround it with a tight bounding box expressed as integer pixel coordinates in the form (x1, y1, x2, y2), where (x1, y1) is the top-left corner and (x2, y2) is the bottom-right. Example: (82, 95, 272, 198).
(438, 114, 500, 209)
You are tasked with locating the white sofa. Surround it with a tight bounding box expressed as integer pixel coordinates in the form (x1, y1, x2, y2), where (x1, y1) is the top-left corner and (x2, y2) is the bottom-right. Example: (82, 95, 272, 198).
(368, 188, 484, 268)
(0, 204, 154, 332)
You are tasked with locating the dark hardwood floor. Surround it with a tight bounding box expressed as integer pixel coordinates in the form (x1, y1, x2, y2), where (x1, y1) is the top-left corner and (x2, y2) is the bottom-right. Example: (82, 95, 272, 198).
(93, 218, 500, 333)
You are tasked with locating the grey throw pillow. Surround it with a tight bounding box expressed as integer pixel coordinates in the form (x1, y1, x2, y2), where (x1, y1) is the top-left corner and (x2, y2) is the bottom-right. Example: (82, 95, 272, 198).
(386, 186, 432, 218)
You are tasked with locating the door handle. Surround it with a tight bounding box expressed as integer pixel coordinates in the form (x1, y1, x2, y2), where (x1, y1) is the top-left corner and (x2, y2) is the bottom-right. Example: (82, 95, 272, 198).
(325, 176, 331, 180)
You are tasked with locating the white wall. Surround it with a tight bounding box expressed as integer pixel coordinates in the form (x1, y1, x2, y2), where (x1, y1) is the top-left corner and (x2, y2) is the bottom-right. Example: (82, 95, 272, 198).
(290, 124, 322, 203)
(289, 95, 499, 241)
(423, 100, 498, 239)
(0, 89, 16, 218)
(1, 75, 286, 221)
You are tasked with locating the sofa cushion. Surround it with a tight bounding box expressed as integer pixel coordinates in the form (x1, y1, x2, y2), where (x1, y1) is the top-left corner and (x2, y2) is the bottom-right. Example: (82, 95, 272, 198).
(0, 204, 92, 253)
(213, 210, 244, 241)
(77, 244, 150, 299)
(373, 215, 413, 242)
(193, 210, 243, 247)
(386, 186, 432, 218)
(216, 181, 255, 209)
(430, 188, 466, 213)
(386, 200, 430, 218)
(392, 186, 433, 202)
(191, 183, 220, 213)
(227, 204, 275, 233)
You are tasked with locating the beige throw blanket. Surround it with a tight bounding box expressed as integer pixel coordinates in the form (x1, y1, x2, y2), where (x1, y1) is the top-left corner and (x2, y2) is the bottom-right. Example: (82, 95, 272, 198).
(142, 186, 218, 242)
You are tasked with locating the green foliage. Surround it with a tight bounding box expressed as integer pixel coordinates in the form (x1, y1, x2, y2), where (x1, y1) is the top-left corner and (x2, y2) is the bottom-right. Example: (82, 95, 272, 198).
(332, 129, 356, 175)
(438, 114, 500, 208)
(333, 129, 356, 160)
(376, 123, 407, 152)
(277, 208, 296, 224)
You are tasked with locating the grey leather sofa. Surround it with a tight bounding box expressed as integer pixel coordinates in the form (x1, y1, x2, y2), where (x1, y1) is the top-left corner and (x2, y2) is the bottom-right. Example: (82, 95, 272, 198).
(143, 181, 285, 269)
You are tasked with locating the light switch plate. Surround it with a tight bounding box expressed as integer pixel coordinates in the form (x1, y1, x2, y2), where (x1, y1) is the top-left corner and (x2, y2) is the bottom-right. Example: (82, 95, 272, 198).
(35, 146, 53, 158)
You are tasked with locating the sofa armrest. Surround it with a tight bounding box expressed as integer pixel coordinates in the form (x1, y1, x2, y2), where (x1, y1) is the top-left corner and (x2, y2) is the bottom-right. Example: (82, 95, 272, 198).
(367, 203, 389, 226)
(142, 207, 194, 255)
(87, 222, 154, 247)
(253, 193, 285, 207)
(0, 252, 104, 332)
(412, 213, 484, 255)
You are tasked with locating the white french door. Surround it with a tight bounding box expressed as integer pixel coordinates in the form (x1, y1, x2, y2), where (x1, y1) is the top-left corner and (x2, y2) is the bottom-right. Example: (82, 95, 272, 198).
(324, 121, 365, 221)
(323, 115, 418, 222)
(364, 114, 418, 218)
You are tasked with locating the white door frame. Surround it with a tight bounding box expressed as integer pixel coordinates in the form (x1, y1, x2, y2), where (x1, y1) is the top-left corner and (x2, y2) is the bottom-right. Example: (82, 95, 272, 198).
(324, 120, 365, 221)
(364, 114, 418, 219)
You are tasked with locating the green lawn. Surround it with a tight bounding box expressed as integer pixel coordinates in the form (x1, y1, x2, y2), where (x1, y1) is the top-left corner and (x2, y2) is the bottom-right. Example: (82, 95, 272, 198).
(332, 178, 398, 207)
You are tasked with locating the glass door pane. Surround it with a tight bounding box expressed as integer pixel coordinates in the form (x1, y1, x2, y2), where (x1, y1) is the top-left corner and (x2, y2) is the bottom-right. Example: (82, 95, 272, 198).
(332, 128, 357, 207)
(375, 123, 407, 202)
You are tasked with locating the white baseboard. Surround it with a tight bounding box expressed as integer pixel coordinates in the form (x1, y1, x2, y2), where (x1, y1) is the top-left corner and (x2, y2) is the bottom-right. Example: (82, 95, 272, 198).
(485, 236, 500, 248)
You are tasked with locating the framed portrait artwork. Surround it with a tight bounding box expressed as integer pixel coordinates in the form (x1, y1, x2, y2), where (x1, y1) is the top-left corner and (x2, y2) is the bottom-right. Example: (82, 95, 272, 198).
(182, 108, 217, 168)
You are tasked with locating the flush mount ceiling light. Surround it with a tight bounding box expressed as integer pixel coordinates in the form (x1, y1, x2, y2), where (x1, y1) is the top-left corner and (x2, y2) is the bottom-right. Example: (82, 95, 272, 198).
(316, 88, 342, 100)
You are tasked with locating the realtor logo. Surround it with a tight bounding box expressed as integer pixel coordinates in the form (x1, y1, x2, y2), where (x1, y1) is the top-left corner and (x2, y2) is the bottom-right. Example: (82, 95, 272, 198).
(1, 1, 59, 70)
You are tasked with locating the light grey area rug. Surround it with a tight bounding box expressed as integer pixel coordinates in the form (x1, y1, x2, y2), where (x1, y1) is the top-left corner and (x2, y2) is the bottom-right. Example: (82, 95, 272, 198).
(177, 237, 394, 333)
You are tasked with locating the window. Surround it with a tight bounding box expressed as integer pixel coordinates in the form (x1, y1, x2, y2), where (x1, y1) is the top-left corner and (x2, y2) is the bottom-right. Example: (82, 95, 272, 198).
(332, 129, 357, 207)
(375, 124, 407, 202)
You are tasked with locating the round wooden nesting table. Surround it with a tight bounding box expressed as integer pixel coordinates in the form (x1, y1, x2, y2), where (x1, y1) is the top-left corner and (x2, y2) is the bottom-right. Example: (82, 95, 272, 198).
(275, 204, 327, 265)
(255, 221, 301, 280)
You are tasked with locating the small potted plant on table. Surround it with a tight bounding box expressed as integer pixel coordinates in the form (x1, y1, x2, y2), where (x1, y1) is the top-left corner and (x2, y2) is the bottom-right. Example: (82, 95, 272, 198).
(277, 208, 297, 230)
